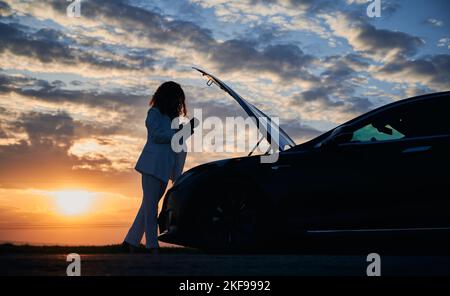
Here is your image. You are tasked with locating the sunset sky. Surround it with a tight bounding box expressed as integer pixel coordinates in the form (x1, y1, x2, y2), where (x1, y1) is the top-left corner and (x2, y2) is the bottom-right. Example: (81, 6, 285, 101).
(0, 0, 449, 245)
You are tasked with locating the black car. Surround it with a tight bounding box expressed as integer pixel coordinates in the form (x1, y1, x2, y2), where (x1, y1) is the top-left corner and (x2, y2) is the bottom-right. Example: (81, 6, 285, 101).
(158, 68, 450, 252)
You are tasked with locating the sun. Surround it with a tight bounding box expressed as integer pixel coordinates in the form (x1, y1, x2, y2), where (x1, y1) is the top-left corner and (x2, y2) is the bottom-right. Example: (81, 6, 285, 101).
(53, 190, 95, 215)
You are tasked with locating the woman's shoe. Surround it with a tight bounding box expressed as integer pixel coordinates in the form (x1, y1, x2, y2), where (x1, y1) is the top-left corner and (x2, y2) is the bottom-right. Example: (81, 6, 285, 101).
(147, 248, 159, 255)
(121, 241, 140, 253)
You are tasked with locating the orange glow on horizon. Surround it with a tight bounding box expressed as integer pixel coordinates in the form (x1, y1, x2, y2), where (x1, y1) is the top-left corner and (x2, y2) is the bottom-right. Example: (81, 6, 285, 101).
(50, 190, 95, 216)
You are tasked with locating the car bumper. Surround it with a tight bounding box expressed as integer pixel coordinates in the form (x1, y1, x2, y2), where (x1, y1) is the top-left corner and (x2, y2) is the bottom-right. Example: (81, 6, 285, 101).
(158, 186, 198, 247)
(158, 188, 179, 240)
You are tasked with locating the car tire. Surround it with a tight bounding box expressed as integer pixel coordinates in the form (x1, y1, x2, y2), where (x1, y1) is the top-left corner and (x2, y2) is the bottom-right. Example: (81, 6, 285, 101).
(199, 176, 264, 253)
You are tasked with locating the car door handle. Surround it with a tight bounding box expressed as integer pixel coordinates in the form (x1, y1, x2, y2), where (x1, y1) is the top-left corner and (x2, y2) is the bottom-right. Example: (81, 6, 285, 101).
(402, 146, 432, 154)
(271, 164, 291, 170)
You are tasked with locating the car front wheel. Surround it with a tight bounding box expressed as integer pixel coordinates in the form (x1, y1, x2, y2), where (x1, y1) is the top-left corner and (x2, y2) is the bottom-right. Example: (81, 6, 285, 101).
(200, 179, 262, 253)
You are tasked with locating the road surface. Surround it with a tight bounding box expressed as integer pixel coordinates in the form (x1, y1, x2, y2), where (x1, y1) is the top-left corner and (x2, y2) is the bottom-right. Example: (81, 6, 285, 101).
(1, 253, 450, 276)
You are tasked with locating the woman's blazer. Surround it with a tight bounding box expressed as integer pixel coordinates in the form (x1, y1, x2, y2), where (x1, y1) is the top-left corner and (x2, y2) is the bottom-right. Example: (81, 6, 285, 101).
(135, 107, 186, 183)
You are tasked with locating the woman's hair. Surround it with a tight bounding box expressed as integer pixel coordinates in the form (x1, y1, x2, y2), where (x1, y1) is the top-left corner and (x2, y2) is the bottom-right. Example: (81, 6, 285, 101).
(150, 81, 186, 119)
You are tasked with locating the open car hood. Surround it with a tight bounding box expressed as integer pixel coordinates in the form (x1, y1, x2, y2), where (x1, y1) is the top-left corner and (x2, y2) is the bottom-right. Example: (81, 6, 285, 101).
(194, 68, 295, 152)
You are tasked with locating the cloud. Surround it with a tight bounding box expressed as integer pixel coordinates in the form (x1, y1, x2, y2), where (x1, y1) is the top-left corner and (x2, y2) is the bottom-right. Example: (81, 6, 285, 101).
(193, 0, 336, 43)
(280, 118, 323, 143)
(42, 0, 215, 49)
(203, 0, 332, 14)
(425, 18, 444, 27)
(73, 0, 319, 83)
(1, 0, 448, 184)
(1, 0, 322, 85)
(0, 72, 147, 116)
(345, 0, 367, 4)
(0, 108, 143, 192)
(250, 0, 329, 11)
(0, 126, 7, 138)
(68, 135, 143, 172)
(0, 111, 82, 185)
(437, 37, 450, 49)
(321, 10, 450, 94)
(17, 111, 75, 148)
(208, 40, 317, 82)
(0, 1, 11, 16)
(0, 74, 155, 177)
(291, 87, 372, 118)
(323, 12, 424, 62)
(287, 52, 374, 124)
(372, 54, 450, 91)
(0, 22, 157, 76)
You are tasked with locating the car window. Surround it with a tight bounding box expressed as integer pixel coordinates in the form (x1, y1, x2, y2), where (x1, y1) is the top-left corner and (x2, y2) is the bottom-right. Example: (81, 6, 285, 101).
(351, 124, 405, 143)
(346, 95, 449, 143)
(390, 97, 450, 138)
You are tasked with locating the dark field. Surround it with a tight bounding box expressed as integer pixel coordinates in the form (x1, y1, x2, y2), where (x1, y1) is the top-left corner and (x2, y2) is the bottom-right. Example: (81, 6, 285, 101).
(1, 244, 450, 276)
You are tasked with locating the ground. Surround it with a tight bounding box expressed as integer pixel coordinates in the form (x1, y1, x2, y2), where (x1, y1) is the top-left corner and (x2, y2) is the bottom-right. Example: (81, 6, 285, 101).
(1, 244, 450, 276)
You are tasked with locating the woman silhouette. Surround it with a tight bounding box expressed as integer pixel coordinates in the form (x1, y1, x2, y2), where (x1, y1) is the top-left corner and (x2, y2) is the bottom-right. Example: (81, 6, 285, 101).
(123, 81, 195, 253)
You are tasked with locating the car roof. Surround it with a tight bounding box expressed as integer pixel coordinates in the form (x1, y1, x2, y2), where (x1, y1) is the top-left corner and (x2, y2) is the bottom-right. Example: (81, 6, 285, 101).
(343, 91, 450, 126)
(293, 91, 450, 150)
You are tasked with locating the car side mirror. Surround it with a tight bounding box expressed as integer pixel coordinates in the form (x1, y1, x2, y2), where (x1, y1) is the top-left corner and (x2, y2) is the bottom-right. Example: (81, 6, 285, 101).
(318, 125, 354, 149)
(322, 132, 353, 148)
(334, 132, 354, 144)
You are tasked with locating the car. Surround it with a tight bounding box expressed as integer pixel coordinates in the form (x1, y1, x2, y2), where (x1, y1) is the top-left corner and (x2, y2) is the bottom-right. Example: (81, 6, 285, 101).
(158, 68, 450, 253)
